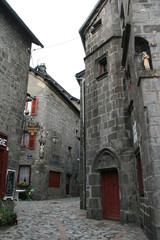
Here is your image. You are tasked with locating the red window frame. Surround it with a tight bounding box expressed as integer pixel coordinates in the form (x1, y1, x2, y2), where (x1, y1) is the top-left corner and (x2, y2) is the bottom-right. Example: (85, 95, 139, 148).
(21, 133, 35, 149)
(17, 165, 31, 185)
(0, 133, 8, 198)
(49, 171, 61, 188)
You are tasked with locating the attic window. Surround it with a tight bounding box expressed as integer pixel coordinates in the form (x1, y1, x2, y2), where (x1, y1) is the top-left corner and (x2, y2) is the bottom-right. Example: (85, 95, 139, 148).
(91, 19, 102, 34)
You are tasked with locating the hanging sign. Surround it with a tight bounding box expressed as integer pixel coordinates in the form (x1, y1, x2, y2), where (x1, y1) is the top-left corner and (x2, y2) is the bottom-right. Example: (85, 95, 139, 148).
(26, 123, 40, 136)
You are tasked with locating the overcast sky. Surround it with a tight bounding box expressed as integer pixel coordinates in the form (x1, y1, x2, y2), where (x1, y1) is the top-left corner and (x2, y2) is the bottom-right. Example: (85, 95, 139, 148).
(7, 0, 98, 99)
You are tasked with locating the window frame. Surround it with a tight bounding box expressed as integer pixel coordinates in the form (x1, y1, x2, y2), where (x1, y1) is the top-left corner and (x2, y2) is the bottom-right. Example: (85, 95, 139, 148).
(21, 133, 35, 150)
(25, 97, 37, 116)
(95, 54, 108, 81)
(17, 165, 31, 185)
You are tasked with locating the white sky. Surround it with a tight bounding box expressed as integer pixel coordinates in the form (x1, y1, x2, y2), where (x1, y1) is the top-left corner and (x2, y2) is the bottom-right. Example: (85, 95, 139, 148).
(7, 0, 99, 99)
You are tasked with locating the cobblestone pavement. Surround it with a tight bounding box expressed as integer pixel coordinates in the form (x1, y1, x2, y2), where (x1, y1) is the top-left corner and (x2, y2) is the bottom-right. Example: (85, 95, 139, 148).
(0, 197, 148, 240)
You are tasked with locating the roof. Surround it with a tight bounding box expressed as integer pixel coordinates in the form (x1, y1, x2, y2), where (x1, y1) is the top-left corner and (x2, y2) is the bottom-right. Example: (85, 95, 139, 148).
(1, 0, 44, 48)
(79, 0, 106, 49)
(29, 65, 80, 115)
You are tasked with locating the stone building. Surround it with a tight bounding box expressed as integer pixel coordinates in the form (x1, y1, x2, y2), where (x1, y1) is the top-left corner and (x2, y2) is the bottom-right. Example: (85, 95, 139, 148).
(0, 0, 43, 207)
(78, 0, 160, 239)
(18, 65, 80, 200)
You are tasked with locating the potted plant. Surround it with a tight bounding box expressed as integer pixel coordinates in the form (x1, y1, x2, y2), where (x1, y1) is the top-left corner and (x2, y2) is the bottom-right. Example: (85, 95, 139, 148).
(0, 207, 17, 226)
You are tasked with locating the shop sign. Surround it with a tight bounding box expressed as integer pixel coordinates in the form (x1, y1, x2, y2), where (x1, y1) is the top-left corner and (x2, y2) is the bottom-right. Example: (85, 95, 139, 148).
(26, 123, 40, 136)
(0, 133, 8, 149)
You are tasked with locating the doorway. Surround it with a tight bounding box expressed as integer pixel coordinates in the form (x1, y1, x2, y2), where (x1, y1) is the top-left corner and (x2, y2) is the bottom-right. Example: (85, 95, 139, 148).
(102, 169, 120, 220)
(66, 175, 70, 195)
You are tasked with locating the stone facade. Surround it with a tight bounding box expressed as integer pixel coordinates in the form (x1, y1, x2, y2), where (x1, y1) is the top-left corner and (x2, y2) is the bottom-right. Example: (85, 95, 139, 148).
(79, 0, 160, 239)
(18, 66, 80, 200)
(0, 1, 43, 207)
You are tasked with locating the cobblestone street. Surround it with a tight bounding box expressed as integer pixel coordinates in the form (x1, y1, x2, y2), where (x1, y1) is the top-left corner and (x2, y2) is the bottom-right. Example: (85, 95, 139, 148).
(0, 197, 148, 240)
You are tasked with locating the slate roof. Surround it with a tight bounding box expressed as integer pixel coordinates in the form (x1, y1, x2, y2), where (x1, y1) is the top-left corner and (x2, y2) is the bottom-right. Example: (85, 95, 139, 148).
(1, 0, 44, 47)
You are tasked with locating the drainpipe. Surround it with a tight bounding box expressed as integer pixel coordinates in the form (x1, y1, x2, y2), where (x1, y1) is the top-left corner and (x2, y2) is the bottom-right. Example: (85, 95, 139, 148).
(76, 77, 86, 210)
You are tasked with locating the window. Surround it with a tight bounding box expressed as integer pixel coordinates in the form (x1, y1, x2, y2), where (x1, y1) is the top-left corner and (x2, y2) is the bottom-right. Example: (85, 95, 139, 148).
(100, 58, 107, 74)
(49, 171, 61, 188)
(136, 154, 144, 196)
(25, 97, 37, 115)
(21, 133, 35, 149)
(91, 19, 102, 34)
(96, 55, 108, 80)
(17, 165, 31, 185)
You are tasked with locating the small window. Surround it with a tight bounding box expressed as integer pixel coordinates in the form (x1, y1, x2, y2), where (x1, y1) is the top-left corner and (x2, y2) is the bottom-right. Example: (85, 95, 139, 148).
(100, 58, 107, 74)
(21, 133, 35, 149)
(17, 165, 31, 185)
(96, 55, 108, 80)
(25, 97, 37, 116)
(68, 146, 72, 156)
(49, 171, 61, 188)
(91, 19, 102, 34)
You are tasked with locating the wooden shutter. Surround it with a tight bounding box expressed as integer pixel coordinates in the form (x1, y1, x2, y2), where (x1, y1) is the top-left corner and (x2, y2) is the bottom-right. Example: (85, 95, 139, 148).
(28, 136, 35, 149)
(49, 171, 61, 188)
(137, 156, 144, 195)
(0, 150, 8, 198)
(31, 97, 37, 115)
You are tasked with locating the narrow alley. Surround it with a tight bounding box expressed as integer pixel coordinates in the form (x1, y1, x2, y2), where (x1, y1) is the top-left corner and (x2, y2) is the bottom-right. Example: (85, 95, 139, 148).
(0, 197, 147, 240)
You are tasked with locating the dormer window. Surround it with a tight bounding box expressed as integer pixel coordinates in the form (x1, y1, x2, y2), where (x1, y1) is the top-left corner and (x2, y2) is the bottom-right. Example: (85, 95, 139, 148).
(91, 19, 102, 34)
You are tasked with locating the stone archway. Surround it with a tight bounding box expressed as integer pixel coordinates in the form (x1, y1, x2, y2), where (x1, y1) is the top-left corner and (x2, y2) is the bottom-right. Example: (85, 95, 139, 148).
(92, 148, 120, 173)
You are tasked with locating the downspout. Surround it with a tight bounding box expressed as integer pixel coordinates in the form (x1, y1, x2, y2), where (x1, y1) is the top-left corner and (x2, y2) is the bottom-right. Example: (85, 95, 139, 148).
(76, 77, 86, 210)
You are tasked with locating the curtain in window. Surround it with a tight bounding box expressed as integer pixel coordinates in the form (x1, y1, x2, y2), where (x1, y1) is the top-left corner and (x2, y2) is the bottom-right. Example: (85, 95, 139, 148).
(19, 166, 30, 183)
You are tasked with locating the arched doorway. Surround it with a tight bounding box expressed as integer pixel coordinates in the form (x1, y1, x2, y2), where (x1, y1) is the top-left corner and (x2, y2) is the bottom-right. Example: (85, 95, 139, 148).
(92, 148, 120, 221)
(102, 169, 120, 220)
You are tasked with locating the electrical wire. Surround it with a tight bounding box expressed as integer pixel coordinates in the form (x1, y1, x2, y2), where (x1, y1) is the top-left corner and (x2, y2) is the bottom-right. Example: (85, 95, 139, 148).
(32, 37, 79, 52)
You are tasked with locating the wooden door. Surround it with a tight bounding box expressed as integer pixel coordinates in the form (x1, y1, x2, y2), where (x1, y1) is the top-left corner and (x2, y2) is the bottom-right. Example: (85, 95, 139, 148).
(102, 170, 120, 220)
(66, 175, 70, 195)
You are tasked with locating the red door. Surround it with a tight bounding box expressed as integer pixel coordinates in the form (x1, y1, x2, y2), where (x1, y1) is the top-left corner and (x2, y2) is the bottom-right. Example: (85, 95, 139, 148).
(102, 170, 120, 220)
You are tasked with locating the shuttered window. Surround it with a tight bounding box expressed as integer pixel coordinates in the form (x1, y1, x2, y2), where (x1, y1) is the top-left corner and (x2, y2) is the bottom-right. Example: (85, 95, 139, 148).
(49, 171, 61, 188)
(21, 134, 35, 149)
(25, 97, 37, 115)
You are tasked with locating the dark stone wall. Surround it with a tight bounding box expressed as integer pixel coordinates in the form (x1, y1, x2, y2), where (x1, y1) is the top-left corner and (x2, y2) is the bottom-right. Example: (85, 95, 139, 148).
(83, 0, 137, 222)
(120, 0, 160, 239)
(19, 72, 80, 200)
(0, 7, 31, 189)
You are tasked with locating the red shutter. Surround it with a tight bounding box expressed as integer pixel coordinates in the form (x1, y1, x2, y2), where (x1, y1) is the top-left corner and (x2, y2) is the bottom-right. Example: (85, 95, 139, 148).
(28, 136, 35, 149)
(137, 157, 144, 195)
(49, 171, 61, 188)
(31, 97, 37, 115)
(0, 150, 8, 198)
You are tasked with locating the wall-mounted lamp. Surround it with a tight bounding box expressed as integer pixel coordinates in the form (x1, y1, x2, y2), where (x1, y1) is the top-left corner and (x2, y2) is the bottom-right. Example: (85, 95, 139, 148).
(52, 135, 59, 144)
